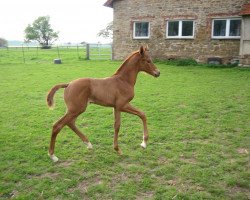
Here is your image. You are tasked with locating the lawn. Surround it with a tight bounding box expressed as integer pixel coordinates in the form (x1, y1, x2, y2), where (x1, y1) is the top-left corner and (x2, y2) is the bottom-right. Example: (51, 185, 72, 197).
(0, 54, 249, 199)
(0, 45, 112, 64)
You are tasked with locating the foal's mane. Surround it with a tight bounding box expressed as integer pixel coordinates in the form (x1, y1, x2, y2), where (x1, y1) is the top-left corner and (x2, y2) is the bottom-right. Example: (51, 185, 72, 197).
(113, 50, 140, 76)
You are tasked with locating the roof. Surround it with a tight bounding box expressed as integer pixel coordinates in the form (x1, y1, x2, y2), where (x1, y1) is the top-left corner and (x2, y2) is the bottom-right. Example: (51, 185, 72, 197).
(240, 4, 250, 15)
(104, 0, 114, 8)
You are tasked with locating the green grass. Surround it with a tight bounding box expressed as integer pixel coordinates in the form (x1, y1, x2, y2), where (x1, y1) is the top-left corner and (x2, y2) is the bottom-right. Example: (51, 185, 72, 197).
(0, 51, 249, 199)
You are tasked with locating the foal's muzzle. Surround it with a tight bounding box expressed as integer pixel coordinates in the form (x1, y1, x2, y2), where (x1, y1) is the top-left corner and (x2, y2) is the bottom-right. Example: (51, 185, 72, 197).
(154, 70, 160, 77)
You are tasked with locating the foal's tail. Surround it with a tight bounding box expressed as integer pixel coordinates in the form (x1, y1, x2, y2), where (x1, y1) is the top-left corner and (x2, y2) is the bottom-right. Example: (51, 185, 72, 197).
(47, 83, 69, 109)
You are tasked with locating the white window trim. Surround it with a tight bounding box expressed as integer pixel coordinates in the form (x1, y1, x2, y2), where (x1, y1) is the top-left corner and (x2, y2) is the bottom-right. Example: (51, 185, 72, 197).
(166, 20, 195, 39)
(211, 18, 241, 39)
(133, 21, 150, 39)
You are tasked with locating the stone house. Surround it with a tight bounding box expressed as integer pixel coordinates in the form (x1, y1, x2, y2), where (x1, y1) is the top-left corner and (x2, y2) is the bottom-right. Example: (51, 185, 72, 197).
(104, 0, 250, 65)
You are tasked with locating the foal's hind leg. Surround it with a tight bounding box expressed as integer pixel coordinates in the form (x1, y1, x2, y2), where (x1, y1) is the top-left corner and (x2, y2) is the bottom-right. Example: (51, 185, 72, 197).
(48, 113, 75, 162)
(67, 118, 93, 149)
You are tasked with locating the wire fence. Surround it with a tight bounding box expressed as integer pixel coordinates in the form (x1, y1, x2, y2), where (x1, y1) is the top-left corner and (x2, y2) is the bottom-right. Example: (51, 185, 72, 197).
(0, 44, 112, 64)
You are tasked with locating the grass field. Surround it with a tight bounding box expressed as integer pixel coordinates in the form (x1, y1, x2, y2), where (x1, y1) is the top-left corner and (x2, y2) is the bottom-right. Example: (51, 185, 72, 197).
(0, 45, 112, 64)
(0, 52, 249, 199)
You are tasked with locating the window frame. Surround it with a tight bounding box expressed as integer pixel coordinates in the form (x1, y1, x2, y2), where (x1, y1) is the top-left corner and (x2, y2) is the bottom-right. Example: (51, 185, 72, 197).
(166, 20, 195, 39)
(211, 18, 241, 39)
(133, 21, 150, 39)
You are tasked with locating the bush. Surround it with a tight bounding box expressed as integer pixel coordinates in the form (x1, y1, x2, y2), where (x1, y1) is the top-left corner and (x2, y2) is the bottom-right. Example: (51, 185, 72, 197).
(154, 58, 237, 68)
(175, 58, 198, 66)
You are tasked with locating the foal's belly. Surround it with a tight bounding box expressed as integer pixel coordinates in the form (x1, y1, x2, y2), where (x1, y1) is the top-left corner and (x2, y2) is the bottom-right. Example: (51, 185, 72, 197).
(88, 94, 115, 107)
(88, 78, 116, 107)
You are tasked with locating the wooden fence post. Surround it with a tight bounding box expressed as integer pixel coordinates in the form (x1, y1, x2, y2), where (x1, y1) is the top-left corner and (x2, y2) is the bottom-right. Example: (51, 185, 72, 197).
(86, 44, 90, 60)
(22, 45, 25, 63)
(77, 45, 79, 59)
(57, 46, 61, 58)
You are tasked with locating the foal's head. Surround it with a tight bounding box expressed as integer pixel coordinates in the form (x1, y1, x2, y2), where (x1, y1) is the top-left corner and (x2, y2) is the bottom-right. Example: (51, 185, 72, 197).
(138, 46, 160, 78)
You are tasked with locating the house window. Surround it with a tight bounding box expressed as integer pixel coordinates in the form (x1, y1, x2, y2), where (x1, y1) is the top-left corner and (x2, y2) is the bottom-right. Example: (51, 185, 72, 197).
(133, 22, 150, 39)
(167, 20, 194, 39)
(212, 18, 241, 39)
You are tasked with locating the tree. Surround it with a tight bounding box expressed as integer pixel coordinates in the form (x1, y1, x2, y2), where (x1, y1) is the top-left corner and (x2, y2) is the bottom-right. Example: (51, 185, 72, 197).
(97, 21, 113, 40)
(0, 38, 8, 47)
(24, 16, 59, 48)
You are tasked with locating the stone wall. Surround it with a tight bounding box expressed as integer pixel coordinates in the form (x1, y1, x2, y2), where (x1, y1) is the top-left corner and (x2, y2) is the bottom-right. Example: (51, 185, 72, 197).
(112, 0, 247, 63)
(240, 55, 250, 65)
(240, 15, 250, 66)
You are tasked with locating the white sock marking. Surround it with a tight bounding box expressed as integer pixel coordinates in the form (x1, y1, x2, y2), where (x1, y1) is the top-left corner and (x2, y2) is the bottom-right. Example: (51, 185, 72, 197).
(49, 154, 59, 162)
(140, 141, 147, 148)
(86, 142, 93, 149)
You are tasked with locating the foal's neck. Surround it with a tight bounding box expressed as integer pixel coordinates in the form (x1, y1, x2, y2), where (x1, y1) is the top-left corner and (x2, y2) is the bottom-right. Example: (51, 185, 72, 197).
(114, 53, 140, 86)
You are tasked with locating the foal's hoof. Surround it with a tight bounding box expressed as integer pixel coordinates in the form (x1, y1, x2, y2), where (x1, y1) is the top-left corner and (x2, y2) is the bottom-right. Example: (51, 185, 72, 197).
(140, 141, 147, 149)
(86, 142, 93, 149)
(49, 154, 59, 162)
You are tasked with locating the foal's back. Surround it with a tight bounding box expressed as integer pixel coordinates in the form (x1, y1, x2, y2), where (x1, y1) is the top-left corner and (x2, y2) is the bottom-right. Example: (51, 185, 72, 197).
(64, 75, 131, 110)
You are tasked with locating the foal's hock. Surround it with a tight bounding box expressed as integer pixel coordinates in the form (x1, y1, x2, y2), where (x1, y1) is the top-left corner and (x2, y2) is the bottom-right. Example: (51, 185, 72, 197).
(47, 46, 160, 162)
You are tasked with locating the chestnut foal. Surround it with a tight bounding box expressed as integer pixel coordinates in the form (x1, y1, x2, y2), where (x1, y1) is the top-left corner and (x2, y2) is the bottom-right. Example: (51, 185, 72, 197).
(47, 46, 160, 162)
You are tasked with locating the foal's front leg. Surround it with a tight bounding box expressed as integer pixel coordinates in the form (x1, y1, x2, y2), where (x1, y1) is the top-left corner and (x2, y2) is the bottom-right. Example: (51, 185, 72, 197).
(113, 108, 122, 154)
(122, 104, 148, 148)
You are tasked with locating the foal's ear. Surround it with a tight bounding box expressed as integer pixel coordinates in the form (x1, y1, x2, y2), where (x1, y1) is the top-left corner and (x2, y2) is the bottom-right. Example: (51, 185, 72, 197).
(139, 46, 145, 56)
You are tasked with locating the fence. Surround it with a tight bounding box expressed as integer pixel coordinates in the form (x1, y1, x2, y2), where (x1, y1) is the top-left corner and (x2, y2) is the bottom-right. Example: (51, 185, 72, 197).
(0, 44, 112, 64)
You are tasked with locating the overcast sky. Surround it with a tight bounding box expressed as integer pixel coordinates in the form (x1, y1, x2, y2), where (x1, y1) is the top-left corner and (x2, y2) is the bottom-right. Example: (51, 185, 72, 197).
(0, 0, 113, 44)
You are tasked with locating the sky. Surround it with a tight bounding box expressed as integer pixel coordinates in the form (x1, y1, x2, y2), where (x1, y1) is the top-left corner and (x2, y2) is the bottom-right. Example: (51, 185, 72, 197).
(0, 0, 113, 44)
